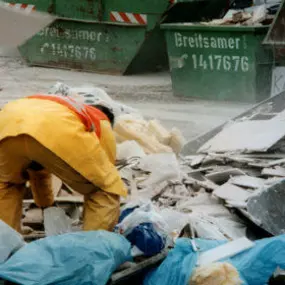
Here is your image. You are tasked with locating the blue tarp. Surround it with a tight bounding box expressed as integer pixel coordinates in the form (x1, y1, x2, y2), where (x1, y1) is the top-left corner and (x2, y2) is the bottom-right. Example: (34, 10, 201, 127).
(144, 235, 285, 285)
(0, 231, 132, 285)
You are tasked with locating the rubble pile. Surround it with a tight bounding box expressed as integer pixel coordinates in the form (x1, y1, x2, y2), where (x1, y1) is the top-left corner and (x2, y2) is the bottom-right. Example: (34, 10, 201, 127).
(200, 4, 278, 26)
(3, 85, 285, 285)
(22, 83, 285, 243)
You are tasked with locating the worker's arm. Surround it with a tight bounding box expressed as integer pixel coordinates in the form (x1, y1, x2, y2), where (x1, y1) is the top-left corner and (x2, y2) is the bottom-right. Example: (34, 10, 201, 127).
(86, 125, 127, 197)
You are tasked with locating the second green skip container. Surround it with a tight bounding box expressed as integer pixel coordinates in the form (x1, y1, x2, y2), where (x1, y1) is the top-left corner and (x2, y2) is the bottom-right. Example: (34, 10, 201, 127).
(161, 24, 273, 102)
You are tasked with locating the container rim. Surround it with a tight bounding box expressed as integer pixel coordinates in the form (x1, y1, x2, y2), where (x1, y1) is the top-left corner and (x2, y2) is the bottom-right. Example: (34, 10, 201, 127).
(161, 23, 270, 32)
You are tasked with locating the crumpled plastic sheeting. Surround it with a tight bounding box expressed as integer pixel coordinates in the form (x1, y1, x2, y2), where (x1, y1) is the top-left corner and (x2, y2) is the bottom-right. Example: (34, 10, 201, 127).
(0, 231, 132, 285)
(116, 202, 169, 256)
(116, 203, 169, 237)
(43, 207, 72, 236)
(0, 220, 25, 264)
(126, 222, 166, 256)
(144, 235, 285, 285)
(48, 82, 141, 118)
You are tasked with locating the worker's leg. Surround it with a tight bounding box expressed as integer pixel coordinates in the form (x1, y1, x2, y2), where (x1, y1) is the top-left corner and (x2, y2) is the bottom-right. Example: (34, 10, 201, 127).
(27, 168, 54, 208)
(0, 137, 30, 231)
(83, 190, 120, 231)
(21, 135, 120, 231)
(0, 183, 25, 232)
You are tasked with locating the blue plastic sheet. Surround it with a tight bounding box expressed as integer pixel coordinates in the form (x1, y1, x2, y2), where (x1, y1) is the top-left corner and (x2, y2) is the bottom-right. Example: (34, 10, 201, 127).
(117, 203, 167, 256)
(0, 231, 132, 285)
(118, 206, 139, 223)
(144, 235, 285, 285)
(126, 223, 165, 256)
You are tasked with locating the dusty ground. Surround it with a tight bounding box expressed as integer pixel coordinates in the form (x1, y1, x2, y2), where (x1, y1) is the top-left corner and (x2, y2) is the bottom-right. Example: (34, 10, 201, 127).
(0, 53, 251, 143)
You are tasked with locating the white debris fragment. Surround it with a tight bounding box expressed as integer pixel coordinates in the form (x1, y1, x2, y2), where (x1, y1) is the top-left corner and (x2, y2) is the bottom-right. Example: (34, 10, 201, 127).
(117, 140, 146, 160)
(137, 153, 180, 187)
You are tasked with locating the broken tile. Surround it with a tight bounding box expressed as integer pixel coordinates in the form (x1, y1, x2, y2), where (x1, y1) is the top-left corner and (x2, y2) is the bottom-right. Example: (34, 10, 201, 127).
(262, 166, 285, 177)
(229, 175, 265, 189)
(197, 237, 254, 266)
(51, 175, 62, 197)
(225, 200, 247, 209)
(184, 177, 218, 191)
(190, 155, 206, 167)
(22, 208, 43, 225)
(198, 120, 285, 154)
(213, 183, 253, 202)
(206, 168, 246, 184)
(138, 181, 170, 200)
(21, 226, 34, 235)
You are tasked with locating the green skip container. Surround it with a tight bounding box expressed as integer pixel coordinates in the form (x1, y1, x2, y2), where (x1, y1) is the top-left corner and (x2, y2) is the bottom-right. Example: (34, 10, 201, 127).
(161, 24, 273, 102)
(5, 0, 171, 75)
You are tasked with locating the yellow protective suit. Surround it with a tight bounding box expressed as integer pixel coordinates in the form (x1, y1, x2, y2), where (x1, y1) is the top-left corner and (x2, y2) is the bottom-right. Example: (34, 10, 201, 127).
(0, 98, 127, 232)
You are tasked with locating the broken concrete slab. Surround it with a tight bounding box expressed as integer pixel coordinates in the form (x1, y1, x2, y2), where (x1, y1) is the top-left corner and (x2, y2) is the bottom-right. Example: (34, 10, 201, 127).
(198, 120, 285, 154)
(213, 183, 253, 202)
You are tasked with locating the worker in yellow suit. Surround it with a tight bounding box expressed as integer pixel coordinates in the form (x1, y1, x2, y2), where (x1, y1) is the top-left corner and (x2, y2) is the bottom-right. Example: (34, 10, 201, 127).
(0, 94, 127, 232)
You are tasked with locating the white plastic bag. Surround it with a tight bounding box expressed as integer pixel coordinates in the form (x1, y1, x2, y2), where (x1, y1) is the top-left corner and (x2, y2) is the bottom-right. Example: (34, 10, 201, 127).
(116, 202, 169, 237)
(0, 220, 25, 263)
(48, 82, 141, 118)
